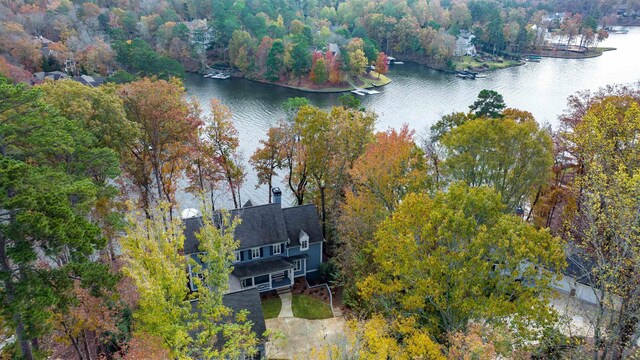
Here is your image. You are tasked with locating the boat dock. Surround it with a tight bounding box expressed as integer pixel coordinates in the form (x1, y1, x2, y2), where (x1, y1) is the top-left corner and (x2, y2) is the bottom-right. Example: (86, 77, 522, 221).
(204, 70, 231, 79)
(455, 70, 482, 80)
(351, 88, 381, 96)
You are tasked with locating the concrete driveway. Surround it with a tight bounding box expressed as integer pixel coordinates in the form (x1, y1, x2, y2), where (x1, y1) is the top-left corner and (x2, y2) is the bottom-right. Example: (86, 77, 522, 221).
(265, 316, 348, 359)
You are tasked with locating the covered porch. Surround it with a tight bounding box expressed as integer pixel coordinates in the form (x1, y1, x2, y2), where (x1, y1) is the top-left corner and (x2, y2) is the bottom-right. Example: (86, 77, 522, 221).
(230, 258, 295, 292)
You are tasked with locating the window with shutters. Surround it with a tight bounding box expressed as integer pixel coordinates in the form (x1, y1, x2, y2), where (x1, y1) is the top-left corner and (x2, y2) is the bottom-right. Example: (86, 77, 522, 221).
(251, 247, 261, 259)
(272, 244, 281, 255)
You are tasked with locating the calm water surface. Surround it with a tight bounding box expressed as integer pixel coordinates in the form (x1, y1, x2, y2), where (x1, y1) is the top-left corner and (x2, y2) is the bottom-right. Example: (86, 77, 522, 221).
(180, 27, 640, 209)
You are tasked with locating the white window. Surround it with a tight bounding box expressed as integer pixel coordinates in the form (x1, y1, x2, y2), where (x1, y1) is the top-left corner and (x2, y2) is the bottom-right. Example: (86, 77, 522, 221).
(294, 260, 302, 272)
(234, 251, 241, 262)
(299, 230, 310, 251)
(272, 244, 281, 255)
(251, 247, 261, 259)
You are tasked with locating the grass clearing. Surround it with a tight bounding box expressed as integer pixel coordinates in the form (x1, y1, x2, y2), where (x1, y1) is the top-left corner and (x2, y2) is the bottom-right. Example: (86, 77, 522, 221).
(455, 56, 522, 71)
(291, 294, 333, 320)
(262, 296, 282, 319)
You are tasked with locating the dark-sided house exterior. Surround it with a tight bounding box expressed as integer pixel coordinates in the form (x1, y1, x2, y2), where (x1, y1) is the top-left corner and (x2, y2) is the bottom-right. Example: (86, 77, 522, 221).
(183, 190, 325, 294)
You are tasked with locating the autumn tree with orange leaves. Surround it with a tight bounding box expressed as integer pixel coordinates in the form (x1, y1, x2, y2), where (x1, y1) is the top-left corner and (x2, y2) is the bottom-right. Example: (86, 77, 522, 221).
(119, 77, 201, 215)
(337, 125, 430, 301)
(375, 52, 388, 79)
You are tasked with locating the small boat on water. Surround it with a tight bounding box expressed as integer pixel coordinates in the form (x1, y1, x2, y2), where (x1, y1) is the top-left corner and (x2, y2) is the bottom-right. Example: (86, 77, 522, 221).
(456, 70, 479, 79)
(525, 55, 542, 62)
(211, 73, 230, 79)
(392, 61, 405, 65)
(351, 87, 380, 96)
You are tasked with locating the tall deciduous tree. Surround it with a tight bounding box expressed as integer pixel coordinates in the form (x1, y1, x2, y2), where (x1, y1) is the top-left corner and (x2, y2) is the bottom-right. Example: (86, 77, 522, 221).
(440, 117, 553, 212)
(564, 96, 640, 360)
(228, 30, 254, 72)
(375, 52, 388, 79)
(337, 125, 429, 300)
(250, 127, 284, 203)
(202, 99, 245, 209)
(347, 49, 368, 78)
(359, 183, 565, 341)
(119, 78, 201, 215)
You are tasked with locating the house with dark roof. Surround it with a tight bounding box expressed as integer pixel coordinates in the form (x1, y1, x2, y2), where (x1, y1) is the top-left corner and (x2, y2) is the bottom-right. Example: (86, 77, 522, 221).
(183, 187, 325, 294)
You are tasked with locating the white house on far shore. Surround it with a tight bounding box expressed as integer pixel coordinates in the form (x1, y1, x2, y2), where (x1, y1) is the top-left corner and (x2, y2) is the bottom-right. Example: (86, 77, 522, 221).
(454, 30, 477, 57)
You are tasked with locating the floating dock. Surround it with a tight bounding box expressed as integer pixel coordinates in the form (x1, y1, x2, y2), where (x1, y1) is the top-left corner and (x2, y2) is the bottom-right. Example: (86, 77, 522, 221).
(351, 88, 381, 96)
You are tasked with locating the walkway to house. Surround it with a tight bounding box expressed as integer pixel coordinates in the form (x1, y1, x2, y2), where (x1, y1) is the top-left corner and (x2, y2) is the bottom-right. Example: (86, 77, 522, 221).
(277, 289, 294, 318)
(265, 316, 348, 359)
(267, 288, 347, 358)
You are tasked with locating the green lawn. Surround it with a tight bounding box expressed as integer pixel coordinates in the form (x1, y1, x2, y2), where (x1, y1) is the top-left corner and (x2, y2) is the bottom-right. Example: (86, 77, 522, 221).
(454, 56, 522, 71)
(291, 294, 333, 320)
(360, 72, 392, 87)
(262, 296, 282, 319)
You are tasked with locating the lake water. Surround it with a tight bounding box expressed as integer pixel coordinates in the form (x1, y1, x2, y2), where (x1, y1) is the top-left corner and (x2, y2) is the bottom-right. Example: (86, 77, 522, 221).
(180, 27, 640, 209)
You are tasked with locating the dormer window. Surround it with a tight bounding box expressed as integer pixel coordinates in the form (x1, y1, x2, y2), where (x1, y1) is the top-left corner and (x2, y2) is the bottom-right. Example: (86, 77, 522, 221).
(251, 247, 261, 259)
(272, 244, 282, 255)
(299, 229, 309, 251)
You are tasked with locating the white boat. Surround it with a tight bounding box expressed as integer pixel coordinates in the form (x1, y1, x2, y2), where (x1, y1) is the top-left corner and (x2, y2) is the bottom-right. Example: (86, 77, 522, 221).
(351, 88, 380, 96)
(393, 61, 405, 65)
(362, 88, 380, 95)
(211, 73, 231, 80)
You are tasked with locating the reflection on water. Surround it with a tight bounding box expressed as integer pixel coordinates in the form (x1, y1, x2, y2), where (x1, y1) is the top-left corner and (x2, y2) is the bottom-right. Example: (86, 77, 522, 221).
(180, 27, 640, 209)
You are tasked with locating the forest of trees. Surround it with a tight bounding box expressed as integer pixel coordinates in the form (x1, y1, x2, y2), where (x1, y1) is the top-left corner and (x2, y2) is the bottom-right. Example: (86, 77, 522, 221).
(2, 61, 640, 359)
(0, 0, 633, 84)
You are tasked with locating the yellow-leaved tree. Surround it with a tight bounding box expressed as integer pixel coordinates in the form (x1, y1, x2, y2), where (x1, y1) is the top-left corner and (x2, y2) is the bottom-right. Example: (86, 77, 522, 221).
(565, 96, 640, 360)
(358, 183, 565, 348)
(120, 204, 259, 359)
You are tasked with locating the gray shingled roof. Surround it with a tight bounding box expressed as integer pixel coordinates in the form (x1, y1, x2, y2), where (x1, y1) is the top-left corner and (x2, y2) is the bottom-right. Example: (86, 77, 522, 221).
(282, 204, 324, 246)
(183, 216, 204, 255)
(231, 257, 294, 278)
(183, 203, 324, 254)
(190, 288, 267, 348)
(229, 203, 289, 250)
(223, 288, 267, 339)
